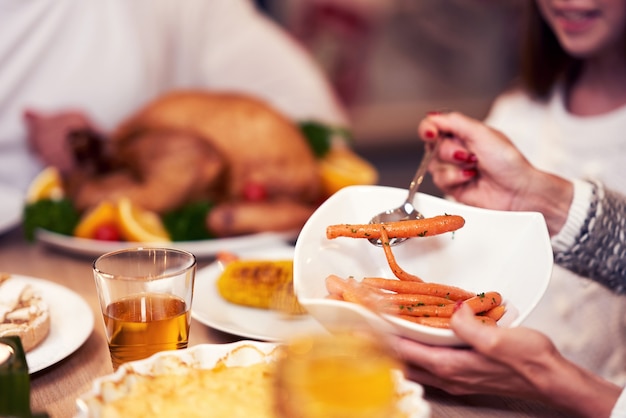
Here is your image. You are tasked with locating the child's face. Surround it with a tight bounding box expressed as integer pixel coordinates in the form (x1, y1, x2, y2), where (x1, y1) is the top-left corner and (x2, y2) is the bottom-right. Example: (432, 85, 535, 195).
(536, 0, 626, 59)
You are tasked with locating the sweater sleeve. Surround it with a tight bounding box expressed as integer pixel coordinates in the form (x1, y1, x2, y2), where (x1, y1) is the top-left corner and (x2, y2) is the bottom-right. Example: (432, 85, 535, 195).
(553, 180, 626, 294)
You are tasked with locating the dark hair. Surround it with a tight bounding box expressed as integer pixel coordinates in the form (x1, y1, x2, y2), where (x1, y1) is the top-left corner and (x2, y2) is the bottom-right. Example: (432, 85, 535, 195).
(519, 2, 582, 100)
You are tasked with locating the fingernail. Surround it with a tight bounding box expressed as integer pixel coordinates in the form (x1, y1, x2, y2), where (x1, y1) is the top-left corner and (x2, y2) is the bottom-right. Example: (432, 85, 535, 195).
(453, 151, 478, 163)
(427, 111, 442, 116)
(462, 169, 477, 178)
(453, 151, 468, 161)
(453, 300, 464, 312)
(424, 130, 436, 139)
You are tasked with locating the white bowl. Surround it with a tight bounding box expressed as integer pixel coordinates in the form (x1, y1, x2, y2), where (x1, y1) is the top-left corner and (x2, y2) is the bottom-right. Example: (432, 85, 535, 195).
(293, 185, 553, 346)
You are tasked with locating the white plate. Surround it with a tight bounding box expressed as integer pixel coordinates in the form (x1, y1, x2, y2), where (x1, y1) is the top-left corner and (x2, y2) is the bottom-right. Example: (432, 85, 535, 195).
(75, 341, 431, 418)
(0, 184, 23, 235)
(294, 185, 553, 346)
(37, 228, 297, 259)
(191, 246, 328, 341)
(7, 275, 95, 374)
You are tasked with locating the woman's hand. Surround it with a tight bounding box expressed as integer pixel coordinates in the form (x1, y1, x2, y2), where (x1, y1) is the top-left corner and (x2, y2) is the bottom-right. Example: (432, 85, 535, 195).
(418, 111, 573, 235)
(393, 304, 622, 418)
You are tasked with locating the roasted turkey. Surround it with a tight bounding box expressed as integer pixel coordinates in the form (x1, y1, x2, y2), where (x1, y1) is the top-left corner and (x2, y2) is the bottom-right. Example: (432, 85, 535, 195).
(66, 91, 323, 236)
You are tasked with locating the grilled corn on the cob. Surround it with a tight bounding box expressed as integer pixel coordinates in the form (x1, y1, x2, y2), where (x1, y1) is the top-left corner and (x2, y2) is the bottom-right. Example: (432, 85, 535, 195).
(216, 260, 306, 315)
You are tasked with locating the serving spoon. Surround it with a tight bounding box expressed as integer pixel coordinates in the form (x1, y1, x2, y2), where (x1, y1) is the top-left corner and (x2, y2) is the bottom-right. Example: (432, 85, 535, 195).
(369, 138, 441, 247)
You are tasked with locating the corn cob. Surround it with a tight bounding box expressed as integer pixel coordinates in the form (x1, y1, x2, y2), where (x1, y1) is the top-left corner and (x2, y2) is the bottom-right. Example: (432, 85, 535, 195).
(216, 260, 306, 315)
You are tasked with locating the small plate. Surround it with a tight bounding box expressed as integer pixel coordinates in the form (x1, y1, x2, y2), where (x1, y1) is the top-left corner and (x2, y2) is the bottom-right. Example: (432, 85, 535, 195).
(37, 228, 297, 259)
(75, 341, 431, 418)
(191, 246, 327, 341)
(0, 184, 23, 235)
(6, 275, 94, 374)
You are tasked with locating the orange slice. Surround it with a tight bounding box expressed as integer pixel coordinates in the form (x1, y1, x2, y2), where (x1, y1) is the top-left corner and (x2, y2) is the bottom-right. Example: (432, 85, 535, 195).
(117, 198, 171, 242)
(74, 201, 118, 239)
(26, 166, 65, 203)
(318, 147, 378, 197)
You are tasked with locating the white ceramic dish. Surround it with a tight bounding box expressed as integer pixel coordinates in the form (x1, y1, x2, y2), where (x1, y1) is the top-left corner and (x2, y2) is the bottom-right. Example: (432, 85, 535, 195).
(75, 341, 430, 418)
(293, 185, 553, 346)
(8, 275, 95, 374)
(0, 184, 23, 235)
(191, 246, 328, 341)
(37, 228, 297, 259)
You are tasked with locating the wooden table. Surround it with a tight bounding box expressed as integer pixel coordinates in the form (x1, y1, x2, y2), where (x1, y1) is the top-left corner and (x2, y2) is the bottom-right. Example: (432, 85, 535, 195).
(0, 227, 567, 418)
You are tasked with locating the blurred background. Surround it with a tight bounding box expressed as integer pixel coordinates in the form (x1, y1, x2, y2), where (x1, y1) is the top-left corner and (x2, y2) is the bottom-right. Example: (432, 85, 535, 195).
(256, 0, 526, 195)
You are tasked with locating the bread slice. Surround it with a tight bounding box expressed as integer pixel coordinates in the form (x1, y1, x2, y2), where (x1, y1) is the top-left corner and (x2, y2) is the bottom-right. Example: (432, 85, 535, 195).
(0, 274, 51, 352)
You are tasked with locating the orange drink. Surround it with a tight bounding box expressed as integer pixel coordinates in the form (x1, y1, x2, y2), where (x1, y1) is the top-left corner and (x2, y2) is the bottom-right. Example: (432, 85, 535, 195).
(274, 332, 401, 418)
(93, 248, 196, 370)
(104, 293, 190, 369)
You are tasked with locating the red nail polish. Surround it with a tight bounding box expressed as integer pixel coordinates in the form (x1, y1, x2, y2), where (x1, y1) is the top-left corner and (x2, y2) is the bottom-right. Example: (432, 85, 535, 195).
(453, 300, 464, 312)
(462, 169, 477, 178)
(427, 111, 442, 116)
(425, 130, 436, 139)
(467, 154, 478, 163)
(453, 151, 468, 161)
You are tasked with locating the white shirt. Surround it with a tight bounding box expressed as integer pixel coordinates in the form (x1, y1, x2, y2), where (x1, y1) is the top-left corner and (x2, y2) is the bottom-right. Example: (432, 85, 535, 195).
(0, 0, 347, 192)
(486, 87, 626, 385)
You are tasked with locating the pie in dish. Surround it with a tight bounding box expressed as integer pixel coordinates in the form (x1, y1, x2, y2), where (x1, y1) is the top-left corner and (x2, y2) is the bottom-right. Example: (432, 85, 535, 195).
(76, 341, 431, 418)
(0, 273, 51, 352)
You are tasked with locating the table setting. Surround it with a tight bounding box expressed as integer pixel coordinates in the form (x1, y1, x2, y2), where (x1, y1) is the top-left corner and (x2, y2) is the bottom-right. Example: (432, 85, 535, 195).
(0, 92, 570, 417)
(0, 181, 570, 417)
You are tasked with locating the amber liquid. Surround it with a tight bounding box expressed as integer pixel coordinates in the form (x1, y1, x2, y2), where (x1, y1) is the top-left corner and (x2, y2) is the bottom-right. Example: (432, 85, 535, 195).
(104, 293, 190, 369)
(275, 333, 399, 418)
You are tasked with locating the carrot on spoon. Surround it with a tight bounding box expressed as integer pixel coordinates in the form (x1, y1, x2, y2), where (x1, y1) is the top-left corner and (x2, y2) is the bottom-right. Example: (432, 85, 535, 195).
(379, 226, 424, 282)
(326, 214, 465, 240)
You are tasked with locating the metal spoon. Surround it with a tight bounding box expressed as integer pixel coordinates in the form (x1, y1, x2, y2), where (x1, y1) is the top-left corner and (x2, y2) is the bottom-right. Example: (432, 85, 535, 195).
(369, 139, 441, 246)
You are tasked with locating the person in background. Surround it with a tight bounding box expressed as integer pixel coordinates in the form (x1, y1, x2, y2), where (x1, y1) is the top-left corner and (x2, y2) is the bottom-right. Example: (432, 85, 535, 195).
(0, 0, 347, 193)
(392, 110, 626, 418)
(419, 0, 626, 385)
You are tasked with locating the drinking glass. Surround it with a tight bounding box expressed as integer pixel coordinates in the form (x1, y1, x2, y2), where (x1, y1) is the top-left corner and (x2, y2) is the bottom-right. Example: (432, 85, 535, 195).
(93, 247, 196, 370)
(273, 331, 401, 418)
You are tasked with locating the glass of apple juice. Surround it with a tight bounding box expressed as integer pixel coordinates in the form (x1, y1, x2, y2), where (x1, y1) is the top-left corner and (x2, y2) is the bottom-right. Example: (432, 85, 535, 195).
(93, 247, 196, 370)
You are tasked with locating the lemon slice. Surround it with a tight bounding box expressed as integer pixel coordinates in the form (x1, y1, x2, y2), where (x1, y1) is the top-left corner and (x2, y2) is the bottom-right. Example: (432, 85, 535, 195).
(74, 201, 118, 239)
(117, 198, 171, 242)
(26, 166, 65, 203)
(318, 148, 378, 197)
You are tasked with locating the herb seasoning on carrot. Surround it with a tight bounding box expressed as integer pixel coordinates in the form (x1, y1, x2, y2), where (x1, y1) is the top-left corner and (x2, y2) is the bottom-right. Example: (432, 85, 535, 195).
(326, 214, 465, 240)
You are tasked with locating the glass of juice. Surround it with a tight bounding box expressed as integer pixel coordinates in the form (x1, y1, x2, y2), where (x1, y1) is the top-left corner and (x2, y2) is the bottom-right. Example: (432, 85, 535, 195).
(273, 331, 402, 418)
(93, 247, 196, 370)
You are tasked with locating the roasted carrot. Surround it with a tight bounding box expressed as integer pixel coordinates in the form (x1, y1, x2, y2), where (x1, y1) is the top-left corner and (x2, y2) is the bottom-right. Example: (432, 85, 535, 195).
(380, 303, 454, 317)
(378, 293, 454, 306)
(325, 274, 350, 297)
(458, 291, 502, 314)
(326, 214, 465, 240)
(379, 226, 423, 282)
(362, 277, 475, 301)
(479, 304, 507, 321)
(325, 275, 382, 307)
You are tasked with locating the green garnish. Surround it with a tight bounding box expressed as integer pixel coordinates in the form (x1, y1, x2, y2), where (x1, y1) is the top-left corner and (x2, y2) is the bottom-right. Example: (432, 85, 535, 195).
(299, 120, 352, 158)
(23, 198, 80, 242)
(162, 201, 215, 241)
